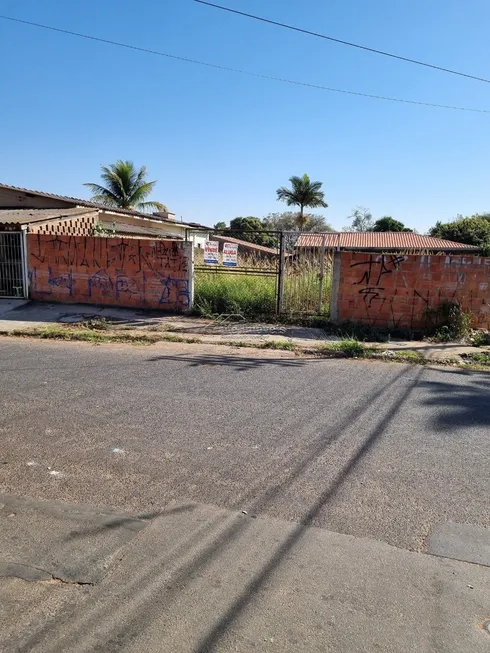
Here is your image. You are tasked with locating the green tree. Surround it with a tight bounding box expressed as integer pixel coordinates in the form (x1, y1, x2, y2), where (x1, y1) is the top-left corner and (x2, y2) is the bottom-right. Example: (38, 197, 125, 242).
(371, 216, 412, 232)
(344, 206, 374, 232)
(84, 160, 166, 213)
(228, 217, 277, 247)
(276, 174, 328, 229)
(429, 215, 490, 253)
(213, 221, 227, 230)
(262, 211, 333, 232)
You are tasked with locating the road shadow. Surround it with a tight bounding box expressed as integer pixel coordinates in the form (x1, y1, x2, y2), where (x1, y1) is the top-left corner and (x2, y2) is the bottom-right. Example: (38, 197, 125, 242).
(147, 353, 323, 371)
(23, 366, 424, 653)
(418, 367, 490, 429)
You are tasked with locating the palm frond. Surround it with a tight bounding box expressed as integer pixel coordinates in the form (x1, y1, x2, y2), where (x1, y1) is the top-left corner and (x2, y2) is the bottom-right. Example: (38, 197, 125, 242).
(128, 181, 157, 205)
(83, 183, 121, 206)
(136, 201, 167, 213)
(277, 174, 328, 212)
(84, 161, 164, 212)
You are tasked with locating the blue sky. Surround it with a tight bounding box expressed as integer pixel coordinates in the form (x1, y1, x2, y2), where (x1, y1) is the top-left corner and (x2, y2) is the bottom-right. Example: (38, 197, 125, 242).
(1, 0, 489, 231)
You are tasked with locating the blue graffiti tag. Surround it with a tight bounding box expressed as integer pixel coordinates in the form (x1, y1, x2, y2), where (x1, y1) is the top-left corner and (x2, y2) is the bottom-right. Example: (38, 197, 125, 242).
(159, 276, 190, 308)
(88, 269, 114, 297)
(48, 267, 73, 296)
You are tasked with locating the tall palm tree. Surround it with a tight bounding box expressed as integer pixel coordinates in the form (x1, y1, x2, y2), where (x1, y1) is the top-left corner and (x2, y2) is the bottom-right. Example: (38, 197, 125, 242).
(276, 174, 328, 228)
(84, 160, 166, 213)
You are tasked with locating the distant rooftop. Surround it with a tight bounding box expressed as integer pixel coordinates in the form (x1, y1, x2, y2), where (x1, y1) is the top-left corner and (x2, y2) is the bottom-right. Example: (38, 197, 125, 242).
(210, 234, 280, 255)
(0, 183, 208, 230)
(296, 231, 480, 252)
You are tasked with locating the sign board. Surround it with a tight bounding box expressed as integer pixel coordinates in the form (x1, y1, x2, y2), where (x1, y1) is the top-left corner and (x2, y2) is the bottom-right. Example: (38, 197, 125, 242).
(222, 242, 238, 267)
(204, 240, 219, 264)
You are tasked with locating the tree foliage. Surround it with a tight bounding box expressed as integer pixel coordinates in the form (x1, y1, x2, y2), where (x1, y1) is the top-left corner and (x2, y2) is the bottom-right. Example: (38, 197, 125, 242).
(371, 216, 412, 232)
(228, 216, 277, 247)
(262, 211, 333, 232)
(429, 215, 490, 253)
(344, 206, 374, 232)
(276, 174, 328, 228)
(213, 221, 227, 230)
(84, 161, 166, 213)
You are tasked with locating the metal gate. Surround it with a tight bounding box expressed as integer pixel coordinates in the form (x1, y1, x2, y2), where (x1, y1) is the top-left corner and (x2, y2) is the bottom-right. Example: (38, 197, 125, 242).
(0, 232, 27, 298)
(190, 230, 335, 318)
(279, 232, 335, 315)
(192, 230, 281, 317)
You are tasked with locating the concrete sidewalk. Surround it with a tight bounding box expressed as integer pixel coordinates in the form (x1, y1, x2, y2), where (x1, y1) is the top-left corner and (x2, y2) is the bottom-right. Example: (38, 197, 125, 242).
(0, 299, 487, 362)
(2, 498, 490, 652)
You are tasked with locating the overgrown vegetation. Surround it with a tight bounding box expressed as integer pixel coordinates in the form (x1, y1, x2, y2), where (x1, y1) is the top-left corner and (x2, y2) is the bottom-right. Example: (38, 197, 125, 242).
(318, 339, 376, 358)
(5, 325, 201, 345)
(93, 221, 116, 237)
(468, 330, 490, 347)
(426, 302, 473, 342)
(461, 351, 490, 366)
(194, 273, 277, 318)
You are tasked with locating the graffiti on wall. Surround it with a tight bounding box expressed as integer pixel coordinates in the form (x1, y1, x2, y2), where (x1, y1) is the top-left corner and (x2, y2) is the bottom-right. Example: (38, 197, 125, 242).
(339, 252, 490, 330)
(28, 235, 192, 311)
(350, 254, 407, 307)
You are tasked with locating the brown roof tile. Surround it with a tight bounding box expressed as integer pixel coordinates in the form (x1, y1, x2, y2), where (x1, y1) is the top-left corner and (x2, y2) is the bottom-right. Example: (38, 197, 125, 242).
(295, 232, 480, 252)
(210, 234, 279, 255)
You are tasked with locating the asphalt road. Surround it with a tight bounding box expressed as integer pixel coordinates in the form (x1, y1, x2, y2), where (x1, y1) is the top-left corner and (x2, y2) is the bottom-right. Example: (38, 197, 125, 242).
(1, 339, 489, 552)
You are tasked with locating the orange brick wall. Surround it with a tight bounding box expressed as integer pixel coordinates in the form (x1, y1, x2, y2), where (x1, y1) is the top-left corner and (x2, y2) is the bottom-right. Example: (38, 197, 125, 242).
(335, 252, 490, 330)
(28, 235, 192, 311)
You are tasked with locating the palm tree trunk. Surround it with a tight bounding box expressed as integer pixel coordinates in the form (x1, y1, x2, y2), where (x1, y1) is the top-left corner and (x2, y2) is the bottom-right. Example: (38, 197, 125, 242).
(298, 205, 305, 230)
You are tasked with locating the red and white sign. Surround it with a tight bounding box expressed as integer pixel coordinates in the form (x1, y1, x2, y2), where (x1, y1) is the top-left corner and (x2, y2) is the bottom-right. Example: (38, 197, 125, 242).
(222, 242, 238, 267)
(204, 240, 219, 264)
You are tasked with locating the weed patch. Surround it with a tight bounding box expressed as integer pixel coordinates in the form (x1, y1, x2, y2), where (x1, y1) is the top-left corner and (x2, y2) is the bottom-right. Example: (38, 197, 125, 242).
(195, 273, 277, 318)
(461, 351, 490, 365)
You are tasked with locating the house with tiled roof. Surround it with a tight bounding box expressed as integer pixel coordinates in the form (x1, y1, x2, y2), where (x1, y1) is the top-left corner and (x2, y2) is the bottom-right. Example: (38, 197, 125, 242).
(295, 231, 480, 253)
(0, 183, 207, 239)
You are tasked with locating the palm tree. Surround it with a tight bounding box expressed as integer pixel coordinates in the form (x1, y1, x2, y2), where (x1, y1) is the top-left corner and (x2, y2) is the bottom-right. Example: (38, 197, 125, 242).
(276, 174, 328, 228)
(84, 160, 166, 213)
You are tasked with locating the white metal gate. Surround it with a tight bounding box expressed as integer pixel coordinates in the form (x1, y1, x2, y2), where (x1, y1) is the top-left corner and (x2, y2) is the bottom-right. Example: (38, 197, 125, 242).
(0, 232, 27, 298)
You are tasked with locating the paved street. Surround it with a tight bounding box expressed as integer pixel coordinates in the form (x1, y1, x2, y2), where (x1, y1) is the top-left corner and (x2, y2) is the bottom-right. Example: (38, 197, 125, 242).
(1, 339, 489, 551)
(1, 339, 490, 651)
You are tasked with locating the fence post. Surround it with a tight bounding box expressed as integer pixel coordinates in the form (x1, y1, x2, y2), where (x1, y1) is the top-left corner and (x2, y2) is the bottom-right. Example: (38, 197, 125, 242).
(330, 250, 342, 323)
(277, 232, 285, 314)
(317, 233, 327, 313)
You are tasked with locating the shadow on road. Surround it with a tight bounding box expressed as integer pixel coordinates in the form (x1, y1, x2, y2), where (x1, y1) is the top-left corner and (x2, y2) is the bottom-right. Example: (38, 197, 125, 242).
(147, 353, 324, 371)
(419, 368, 490, 429)
(21, 364, 431, 653)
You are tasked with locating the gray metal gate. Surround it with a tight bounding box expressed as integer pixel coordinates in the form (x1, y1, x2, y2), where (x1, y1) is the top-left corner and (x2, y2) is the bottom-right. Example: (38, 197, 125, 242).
(279, 231, 335, 315)
(0, 232, 27, 298)
(190, 229, 335, 318)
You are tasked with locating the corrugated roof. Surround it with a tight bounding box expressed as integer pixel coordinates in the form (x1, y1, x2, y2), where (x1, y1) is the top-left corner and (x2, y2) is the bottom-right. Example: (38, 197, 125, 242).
(211, 234, 280, 255)
(295, 232, 480, 252)
(0, 183, 209, 230)
(110, 222, 182, 239)
(0, 207, 94, 226)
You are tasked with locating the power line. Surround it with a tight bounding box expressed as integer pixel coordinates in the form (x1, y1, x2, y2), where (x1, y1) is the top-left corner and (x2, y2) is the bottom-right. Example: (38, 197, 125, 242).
(194, 0, 490, 85)
(0, 14, 489, 114)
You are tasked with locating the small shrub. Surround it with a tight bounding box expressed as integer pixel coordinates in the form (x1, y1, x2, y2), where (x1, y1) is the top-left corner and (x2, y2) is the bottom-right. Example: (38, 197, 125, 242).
(391, 350, 426, 364)
(427, 302, 473, 342)
(468, 330, 490, 347)
(461, 351, 490, 365)
(324, 339, 370, 358)
(80, 317, 110, 331)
